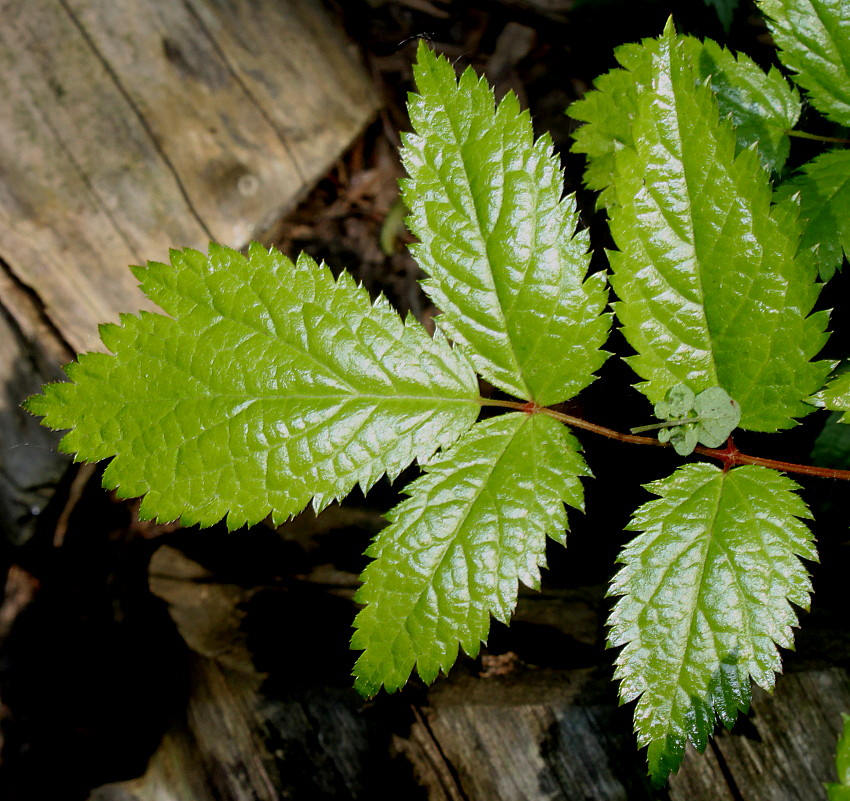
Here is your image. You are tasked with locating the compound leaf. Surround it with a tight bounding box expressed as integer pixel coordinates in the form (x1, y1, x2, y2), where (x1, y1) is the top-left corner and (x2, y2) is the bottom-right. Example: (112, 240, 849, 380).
(777, 148, 850, 280)
(26, 244, 480, 530)
(569, 31, 800, 208)
(759, 0, 850, 127)
(608, 463, 816, 785)
(404, 42, 610, 406)
(351, 411, 587, 696)
(608, 23, 829, 431)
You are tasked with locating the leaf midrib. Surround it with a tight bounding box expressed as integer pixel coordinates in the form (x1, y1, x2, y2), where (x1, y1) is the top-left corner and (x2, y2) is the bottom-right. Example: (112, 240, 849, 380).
(663, 40, 723, 389)
(429, 69, 532, 400)
(644, 470, 723, 733)
(392, 415, 528, 658)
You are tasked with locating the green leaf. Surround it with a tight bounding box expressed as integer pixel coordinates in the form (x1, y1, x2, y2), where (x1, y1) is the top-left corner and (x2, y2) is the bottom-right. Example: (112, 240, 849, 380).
(569, 31, 800, 207)
(404, 42, 610, 406)
(817, 370, 850, 421)
(777, 149, 850, 280)
(759, 0, 850, 127)
(26, 244, 480, 529)
(827, 713, 850, 800)
(608, 23, 829, 431)
(351, 411, 587, 696)
(693, 386, 742, 447)
(688, 36, 801, 172)
(608, 463, 816, 785)
(703, 0, 739, 30)
(646, 385, 741, 455)
(569, 38, 658, 209)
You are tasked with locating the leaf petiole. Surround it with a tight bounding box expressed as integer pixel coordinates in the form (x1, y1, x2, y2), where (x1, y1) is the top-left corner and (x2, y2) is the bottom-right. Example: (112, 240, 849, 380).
(787, 129, 850, 145)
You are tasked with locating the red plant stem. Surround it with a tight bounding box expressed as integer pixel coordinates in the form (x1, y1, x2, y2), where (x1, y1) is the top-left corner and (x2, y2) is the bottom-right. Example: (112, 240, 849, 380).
(478, 398, 850, 481)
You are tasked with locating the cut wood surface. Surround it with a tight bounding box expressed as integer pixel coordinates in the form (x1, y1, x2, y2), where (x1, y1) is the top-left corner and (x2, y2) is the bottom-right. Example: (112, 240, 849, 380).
(0, 0, 378, 537)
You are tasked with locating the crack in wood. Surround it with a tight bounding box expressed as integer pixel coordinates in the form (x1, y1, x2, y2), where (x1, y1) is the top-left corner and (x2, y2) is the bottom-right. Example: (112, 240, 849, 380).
(710, 737, 747, 801)
(16, 80, 144, 265)
(0, 258, 74, 363)
(411, 704, 472, 801)
(181, 0, 308, 189)
(55, 0, 216, 242)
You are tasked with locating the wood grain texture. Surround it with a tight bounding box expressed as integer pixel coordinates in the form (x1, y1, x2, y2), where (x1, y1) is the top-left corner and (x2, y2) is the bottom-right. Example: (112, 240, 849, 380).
(0, 0, 377, 352)
(0, 0, 377, 539)
(90, 551, 850, 801)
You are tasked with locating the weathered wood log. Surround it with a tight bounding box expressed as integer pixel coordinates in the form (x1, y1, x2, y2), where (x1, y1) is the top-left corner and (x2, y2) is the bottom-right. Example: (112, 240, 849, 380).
(88, 538, 850, 801)
(0, 0, 378, 539)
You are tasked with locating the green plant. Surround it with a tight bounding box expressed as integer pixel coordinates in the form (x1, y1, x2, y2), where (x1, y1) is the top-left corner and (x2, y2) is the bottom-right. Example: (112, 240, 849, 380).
(827, 714, 850, 800)
(25, 0, 850, 786)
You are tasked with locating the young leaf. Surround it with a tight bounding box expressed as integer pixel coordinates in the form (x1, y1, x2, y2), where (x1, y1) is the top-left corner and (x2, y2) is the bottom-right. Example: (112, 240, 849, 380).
(759, 0, 850, 127)
(776, 148, 850, 281)
(404, 42, 610, 406)
(569, 32, 800, 207)
(608, 463, 816, 785)
(351, 412, 587, 696)
(26, 244, 480, 529)
(648, 385, 741, 455)
(827, 713, 850, 800)
(608, 23, 829, 431)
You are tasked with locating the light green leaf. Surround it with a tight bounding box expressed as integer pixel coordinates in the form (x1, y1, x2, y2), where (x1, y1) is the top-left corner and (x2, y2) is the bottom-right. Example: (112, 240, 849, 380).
(655, 383, 696, 419)
(569, 31, 800, 208)
(26, 244, 480, 530)
(693, 386, 742, 447)
(404, 42, 610, 406)
(608, 23, 830, 431)
(351, 412, 587, 696)
(569, 38, 658, 209)
(777, 149, 850, 280)
(608, 463, 816, 785)
(827, 714, 850, 800)
(759, 0, 850, 127)
(646, 385, 741, 455)
(817, 371, 850, 421)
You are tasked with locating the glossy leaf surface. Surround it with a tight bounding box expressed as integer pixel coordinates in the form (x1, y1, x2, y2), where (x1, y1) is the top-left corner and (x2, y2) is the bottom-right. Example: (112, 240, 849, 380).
(608, 24, 829, 430)
(817, 371, 850, 421)
(759, 0, 850, 127)
(404, 43, 610, 405)
(608, 464, 816, 784)
(27, 245, 480, 529)
(569, 32, 800, 208)
(351, 412, 587, 696)
(777, 148, 850, 280)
